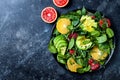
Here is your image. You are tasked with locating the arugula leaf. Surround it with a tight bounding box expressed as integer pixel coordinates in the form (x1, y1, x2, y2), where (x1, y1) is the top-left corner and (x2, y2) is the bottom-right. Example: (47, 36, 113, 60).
(94, 11, 102, 21)
(98, 42, 111, 54)
(87, 11, 94, 16)
(68, 38, 75, 49)
(60, 14, 80, 20)
(81, 51, 87, 58)
(65, 53, 71, 59)
(102, 23, 107, 29)
(76, 56, 82, 59)
(72, 18, 79, 26)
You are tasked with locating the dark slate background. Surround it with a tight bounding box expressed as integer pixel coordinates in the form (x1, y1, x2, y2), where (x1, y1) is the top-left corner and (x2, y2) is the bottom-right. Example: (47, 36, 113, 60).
(0, 0, 120, 80)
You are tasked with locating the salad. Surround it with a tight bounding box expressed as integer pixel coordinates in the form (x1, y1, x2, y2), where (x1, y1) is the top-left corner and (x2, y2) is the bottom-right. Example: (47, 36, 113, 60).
(48, 7, 115, 73)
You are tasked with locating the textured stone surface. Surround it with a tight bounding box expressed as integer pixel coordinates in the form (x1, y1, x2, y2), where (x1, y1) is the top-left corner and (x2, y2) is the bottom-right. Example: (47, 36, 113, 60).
(0, 0, 120, 80)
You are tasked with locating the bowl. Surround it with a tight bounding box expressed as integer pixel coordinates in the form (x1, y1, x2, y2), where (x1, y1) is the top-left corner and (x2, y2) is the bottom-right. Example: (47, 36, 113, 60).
(49, 8, 115, 74)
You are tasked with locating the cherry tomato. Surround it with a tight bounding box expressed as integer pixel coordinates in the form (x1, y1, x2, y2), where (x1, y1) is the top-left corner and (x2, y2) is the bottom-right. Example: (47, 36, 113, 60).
(99, 19, 104, 27)
(90, 63, 100, 71)
(88, 58, 94, 65)
(69, 49, 75, 54)
(95, 63, 100, 69)
(68, 33, 78, 39)
(106, 19, 111, 27)
(99, 18, 111, 28)
(90, 63, 96, 70)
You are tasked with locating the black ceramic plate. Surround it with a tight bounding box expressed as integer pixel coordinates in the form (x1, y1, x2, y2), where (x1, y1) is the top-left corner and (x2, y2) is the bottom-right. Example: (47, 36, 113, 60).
(50, 8, 115, 73)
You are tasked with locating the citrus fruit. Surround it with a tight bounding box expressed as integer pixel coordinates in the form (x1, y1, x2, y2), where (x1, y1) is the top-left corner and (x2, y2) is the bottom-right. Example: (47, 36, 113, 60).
(90, 46, 108, 61)
(67, 57, 82, 72)
(41, 7, 57, 23)
(53, 0, 69, 8)
(56, 18, 71, 34)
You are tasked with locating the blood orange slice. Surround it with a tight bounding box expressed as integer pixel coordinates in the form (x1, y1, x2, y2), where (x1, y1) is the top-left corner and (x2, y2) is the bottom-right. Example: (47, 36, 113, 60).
(41, 7, 57, 23)
(53, 0, 69, 7)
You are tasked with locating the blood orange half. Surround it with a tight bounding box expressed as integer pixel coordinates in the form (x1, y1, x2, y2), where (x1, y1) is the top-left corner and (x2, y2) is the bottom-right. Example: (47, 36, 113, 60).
(41, 7, 57, 23)
(53, 0, 69, 8)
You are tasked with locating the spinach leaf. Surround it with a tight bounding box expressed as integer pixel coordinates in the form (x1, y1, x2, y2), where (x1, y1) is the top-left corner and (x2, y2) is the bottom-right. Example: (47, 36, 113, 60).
(57, 54, 66, 64)
(99, 60, 105, 65)
(77, 68, 85, 73)
(109, 39, 115, 49)
(48, 45, 57, 54)
(76, 58, 84, 66)
(106, 28, 114, 38)
(77, 65, 90, 73)
(91, 30, 100, 37)
(83, 65, 90, 72)
(60, 15, 73, 19)
(68, 11, 80, 16)
(48, 39, 57, 54)
(68, 38, 75, 49)
(76, 10, 81, 15)
(67, 25, 74, 30)
(81, 7, 86, 15)
(96, 34, 107, 43)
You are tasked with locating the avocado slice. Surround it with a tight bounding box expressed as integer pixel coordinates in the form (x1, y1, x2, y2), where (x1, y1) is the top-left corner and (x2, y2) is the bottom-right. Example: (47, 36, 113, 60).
(76, 36, 93, 50)
(57, 42, 67, 52)
(53, 35, 68, 55)
(58, 47, 67, 55)
(53, 35, 65, 45)
(55, 40, 67, 49)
